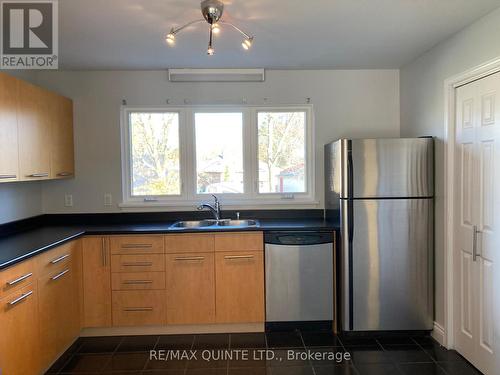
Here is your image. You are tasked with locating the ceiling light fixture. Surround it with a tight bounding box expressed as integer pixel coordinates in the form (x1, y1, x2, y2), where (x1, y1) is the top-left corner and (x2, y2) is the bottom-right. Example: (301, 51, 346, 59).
(166, 0, 255, 56)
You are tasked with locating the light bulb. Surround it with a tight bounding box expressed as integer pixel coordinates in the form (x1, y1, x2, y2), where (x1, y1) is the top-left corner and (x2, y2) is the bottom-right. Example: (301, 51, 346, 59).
(207, 46, 215, 55)
(242, 37, 253, 50)
(166, 32, 176, 45)
(211, 23, 220, 34)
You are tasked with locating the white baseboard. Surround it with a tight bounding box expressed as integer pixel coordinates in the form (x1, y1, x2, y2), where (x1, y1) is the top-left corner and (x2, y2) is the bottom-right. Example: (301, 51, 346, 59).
(431, 321, 445, 346)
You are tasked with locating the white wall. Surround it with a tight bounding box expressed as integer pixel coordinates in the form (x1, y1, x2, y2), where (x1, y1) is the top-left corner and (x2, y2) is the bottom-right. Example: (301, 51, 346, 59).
(400, 7, 500, 328)
(34, 69, 400, 213)
(0, 70, 42, 224)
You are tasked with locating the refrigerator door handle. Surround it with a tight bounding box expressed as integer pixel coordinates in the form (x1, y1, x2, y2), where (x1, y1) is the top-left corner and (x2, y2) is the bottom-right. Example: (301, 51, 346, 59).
(347, 145, 354, 200)
(347, 148, 354, 330)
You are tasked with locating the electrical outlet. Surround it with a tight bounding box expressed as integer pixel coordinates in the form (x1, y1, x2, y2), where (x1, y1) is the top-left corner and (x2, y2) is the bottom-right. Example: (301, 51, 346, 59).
(64, 194, 73, 207)
(104, 193, 113, 206)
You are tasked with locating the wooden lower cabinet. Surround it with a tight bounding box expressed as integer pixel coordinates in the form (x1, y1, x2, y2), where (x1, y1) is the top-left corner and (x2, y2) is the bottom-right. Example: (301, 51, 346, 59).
(215, 251, 265, 323)
(166, 253, 215, 324)
(0, 232, 267, 373)
(0, 284, 40, 375)
(38, 261, 80, 369)
(82, 237, 112, 327)
(112, 290, 166, 326)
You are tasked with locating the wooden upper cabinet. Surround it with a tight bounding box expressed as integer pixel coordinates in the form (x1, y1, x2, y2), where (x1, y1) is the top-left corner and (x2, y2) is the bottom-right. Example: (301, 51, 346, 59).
(82, 237, 112, 328)
(0, 72, 75, 182)
(50, 94, 75, 179)
(0, 73, 19, 182)
(17, 80, 51, 180)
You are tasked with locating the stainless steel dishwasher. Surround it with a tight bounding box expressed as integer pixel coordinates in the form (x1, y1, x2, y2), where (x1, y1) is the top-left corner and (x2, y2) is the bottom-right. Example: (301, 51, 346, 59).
(265, 231, 334, 327)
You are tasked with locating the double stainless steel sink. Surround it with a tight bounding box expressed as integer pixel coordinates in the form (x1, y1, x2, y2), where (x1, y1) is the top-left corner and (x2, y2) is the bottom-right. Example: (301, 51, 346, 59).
(169, 219, 259, 230)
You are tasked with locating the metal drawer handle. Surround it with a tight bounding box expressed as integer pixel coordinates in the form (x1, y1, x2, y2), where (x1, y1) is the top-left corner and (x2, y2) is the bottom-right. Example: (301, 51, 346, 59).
(123, 307, 153, 312)
(0, 174, 17, 179)
(224, 255, 255, 260)
(175, 256, 205, 261)
(123, 280, 153, 285)
(7, 272, 33, 286)
(51, 269, 70, 281)
(57, 172, 73, 177)
(50, 254, 70, 264)
(8, 291, 33, 306)
(27, 173, 49, 178)
(122, 262, 153, 267)
(121, 244, 153, 249)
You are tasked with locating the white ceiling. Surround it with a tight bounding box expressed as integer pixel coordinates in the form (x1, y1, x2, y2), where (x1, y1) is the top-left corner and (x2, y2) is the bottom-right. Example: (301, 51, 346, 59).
(59, 0, 500, 70)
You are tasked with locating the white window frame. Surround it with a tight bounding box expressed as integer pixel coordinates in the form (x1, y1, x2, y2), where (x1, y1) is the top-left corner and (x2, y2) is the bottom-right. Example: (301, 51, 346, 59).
(120, 105, 315, 208)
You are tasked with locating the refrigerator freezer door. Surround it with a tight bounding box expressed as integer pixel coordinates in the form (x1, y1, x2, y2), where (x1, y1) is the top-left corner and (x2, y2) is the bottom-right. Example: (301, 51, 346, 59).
(341, 198, 434, 331)
(348, 138, 434, 198)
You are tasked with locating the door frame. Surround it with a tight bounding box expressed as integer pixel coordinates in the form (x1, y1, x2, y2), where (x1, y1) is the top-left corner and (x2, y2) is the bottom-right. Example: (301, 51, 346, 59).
(443, 56, 500, 349)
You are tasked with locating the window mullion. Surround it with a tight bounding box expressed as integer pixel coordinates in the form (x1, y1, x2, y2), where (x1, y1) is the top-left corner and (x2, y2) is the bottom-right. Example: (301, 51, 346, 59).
(183, 109, 196, 201)
(242, 108, 254, 198)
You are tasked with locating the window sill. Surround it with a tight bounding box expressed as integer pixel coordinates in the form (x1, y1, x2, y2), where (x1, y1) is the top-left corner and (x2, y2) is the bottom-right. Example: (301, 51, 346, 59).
(118, 198, 320, 210)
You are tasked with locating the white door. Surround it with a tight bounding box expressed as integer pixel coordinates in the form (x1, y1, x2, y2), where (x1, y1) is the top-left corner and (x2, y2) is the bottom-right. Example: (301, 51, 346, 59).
(454, 72, 500, 375)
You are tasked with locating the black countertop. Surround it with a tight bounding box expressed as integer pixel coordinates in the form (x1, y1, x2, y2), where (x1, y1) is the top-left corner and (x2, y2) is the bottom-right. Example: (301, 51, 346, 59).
(0, 218, 339, 270)
(0, 226, 85, 269)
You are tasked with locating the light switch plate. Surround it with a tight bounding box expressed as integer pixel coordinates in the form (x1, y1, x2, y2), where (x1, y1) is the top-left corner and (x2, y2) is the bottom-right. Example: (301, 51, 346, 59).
(104, 193, 113, 206)
(64, 194, 73, 207)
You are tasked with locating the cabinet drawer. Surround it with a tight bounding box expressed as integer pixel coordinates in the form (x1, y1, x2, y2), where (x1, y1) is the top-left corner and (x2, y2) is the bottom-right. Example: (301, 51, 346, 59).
(165, 234, 214, 253)
(110, 236, 164, 255)
(214, 232, 263, 252)
(35, 242, 74, 277)
(112, 290, 166, 326)
(0, 259, 35, 299)
(112, 272, 166, 291)
(111, 254, 165, 273)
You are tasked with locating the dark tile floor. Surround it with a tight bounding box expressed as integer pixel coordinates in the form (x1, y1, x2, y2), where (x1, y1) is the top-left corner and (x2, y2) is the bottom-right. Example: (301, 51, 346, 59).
(45, 331, 483, 375)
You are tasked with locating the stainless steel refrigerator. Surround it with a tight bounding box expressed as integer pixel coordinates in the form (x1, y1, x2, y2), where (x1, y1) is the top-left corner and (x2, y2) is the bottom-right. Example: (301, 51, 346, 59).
(325, 138, 434, 332)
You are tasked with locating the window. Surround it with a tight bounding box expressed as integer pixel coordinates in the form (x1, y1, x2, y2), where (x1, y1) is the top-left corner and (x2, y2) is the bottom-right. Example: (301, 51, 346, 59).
(195, 112, 244, 194)
(121, 106, 314, 206)
(258, 111, 306, 194)
(129, 112, 180, 196)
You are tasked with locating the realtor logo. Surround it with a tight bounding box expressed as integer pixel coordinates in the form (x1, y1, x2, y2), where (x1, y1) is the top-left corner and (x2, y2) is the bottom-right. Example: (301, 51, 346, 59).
(1, 0, 58, 69)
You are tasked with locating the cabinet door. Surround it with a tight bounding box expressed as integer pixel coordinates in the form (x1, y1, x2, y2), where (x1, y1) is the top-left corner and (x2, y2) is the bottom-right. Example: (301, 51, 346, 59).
(17, 80, 51, 180)
(38, 263, 79, 369)
(166, 253, 215, 324)
(51, 95, 74, 179)
(0, 284, 40, 375)
(215, 251, 264, 323)
(82, 237, 112, 327)
(0, 73, 19, 182)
